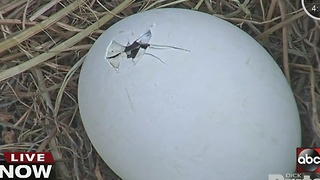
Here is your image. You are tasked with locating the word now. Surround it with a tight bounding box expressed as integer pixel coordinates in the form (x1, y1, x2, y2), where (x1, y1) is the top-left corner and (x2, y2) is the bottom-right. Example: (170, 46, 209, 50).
(0, 165, 52, 179)
(3, 152, 54, 164)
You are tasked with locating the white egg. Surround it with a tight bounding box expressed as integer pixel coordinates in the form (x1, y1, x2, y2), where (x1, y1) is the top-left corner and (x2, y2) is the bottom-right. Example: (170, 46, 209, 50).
(78, 8, 301, 180)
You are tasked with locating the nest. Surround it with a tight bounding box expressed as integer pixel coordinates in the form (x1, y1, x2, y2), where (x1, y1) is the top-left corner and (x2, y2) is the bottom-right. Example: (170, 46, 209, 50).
(0, 0, 319, 179)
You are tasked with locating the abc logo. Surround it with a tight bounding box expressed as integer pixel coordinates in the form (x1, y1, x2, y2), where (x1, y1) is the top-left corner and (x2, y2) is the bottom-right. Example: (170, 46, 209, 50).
(297, 148, 320, 172)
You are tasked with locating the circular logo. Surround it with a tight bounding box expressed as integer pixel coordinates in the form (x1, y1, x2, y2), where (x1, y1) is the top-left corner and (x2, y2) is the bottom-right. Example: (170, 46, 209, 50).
(301, 0, 320, 20)
(297, 148, 320, 172)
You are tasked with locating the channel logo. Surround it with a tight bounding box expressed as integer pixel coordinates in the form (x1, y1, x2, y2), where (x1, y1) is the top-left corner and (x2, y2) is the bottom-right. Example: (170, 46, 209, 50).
(297, 148, 320, 173)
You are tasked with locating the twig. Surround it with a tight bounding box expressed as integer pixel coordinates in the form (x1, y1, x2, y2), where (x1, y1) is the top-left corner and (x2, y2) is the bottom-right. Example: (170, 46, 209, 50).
(0, 0, 135, 81)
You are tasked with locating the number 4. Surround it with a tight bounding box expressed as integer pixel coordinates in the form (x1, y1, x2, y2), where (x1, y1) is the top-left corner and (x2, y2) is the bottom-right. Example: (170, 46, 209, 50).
(312, 5, 316, 11)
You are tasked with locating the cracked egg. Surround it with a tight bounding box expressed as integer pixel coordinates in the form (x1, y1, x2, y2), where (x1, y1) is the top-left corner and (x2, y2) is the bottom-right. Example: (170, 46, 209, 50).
(78, 8, 301, 180)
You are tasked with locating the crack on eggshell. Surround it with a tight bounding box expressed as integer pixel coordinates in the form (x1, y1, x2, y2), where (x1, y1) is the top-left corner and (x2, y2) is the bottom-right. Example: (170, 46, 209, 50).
(105, 24, 191, 73)
(125, 87, 135, 112)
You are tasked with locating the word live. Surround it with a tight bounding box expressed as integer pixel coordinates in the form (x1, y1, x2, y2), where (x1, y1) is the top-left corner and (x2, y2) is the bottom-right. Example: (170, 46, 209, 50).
(10, 153, 45, 162)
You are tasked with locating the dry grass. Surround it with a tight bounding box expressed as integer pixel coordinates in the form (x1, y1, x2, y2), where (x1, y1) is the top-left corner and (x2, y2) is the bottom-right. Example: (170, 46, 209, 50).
(0, 0, 319, 179)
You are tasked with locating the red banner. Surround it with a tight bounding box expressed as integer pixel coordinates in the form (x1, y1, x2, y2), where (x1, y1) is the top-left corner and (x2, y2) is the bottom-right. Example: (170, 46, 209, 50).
(3, 152, 54, 164)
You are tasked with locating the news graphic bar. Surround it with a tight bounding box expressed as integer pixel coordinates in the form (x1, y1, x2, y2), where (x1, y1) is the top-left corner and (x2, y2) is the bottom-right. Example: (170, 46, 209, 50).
(3, 152, 54, 164)
(0, 152, 55, 179)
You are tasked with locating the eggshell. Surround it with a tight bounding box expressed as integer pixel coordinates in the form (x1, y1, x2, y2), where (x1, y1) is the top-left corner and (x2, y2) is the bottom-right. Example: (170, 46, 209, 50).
(78, 8, 301, 180)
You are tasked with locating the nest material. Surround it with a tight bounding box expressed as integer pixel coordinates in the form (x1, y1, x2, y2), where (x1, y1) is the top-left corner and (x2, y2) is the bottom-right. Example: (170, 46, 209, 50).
(0, 0, 319, 179)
